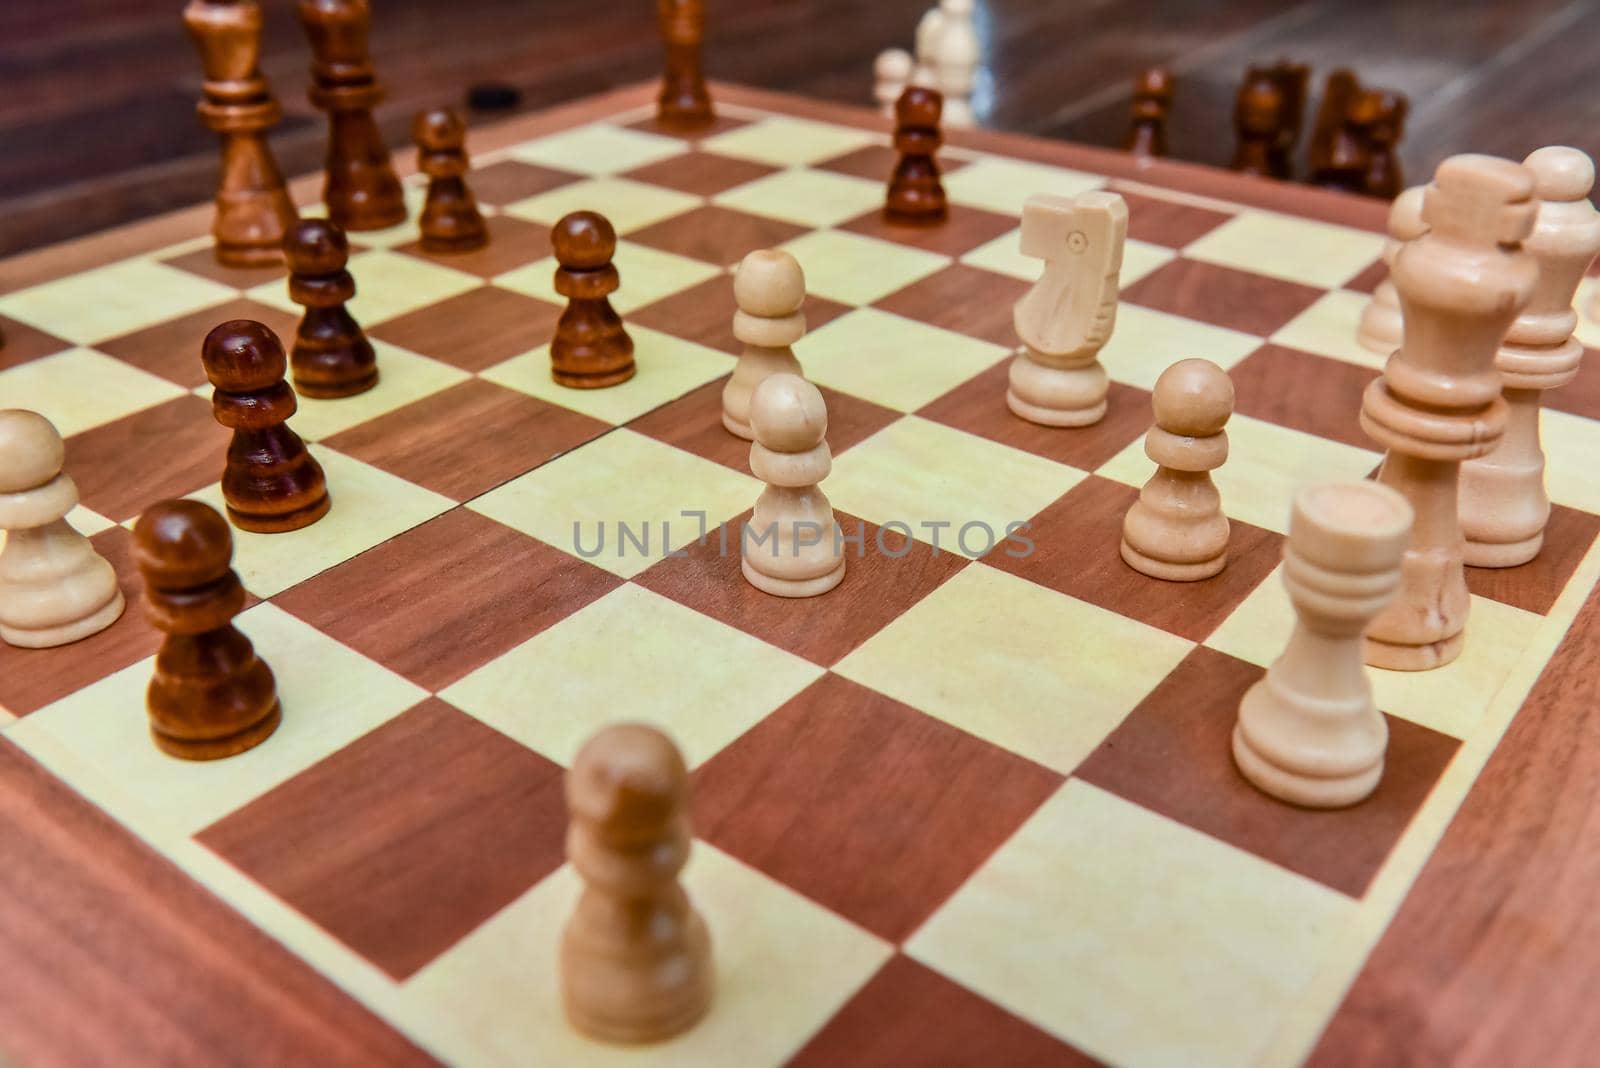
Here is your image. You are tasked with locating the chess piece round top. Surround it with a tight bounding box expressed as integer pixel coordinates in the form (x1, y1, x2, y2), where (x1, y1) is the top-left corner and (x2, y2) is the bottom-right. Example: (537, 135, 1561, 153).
(567, 723, 688, 837)
(1524, 145, 1594, 201)
(1135, 66, 1173, 99)
(1389, 184, 1428, 241)
(0, 409, 64, 494)
(132, 499, 235, 590)
(734, 249, 805, 318)
(552, 211, 617, 270)
(1291, 481, 1413, 573)
(203, 319, 289, 391)
(412, 106, 465, 151)
(875, 48, 912, 83)
(750, 373, 827, 452)
(1152, 358, 1234, 437)
(284, 218, 350, 275)
(896, 85, 943, 127)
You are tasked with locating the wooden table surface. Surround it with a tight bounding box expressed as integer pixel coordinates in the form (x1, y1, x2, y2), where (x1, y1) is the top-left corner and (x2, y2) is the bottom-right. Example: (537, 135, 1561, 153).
(5, 0, 1600, 256)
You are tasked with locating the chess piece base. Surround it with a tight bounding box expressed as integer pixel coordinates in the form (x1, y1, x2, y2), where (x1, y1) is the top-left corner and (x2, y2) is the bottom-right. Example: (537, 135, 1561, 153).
(721, 411, 754, 440)
(217, 242, 288, 269)
(552, 364, 636, 390)
(1463, 530, 1542, 569)
(0, 588, 125, 649)
(226, 492, 331, 534)
(1364, 628, 1465, 672)
(152, 700, 282, 761)
(1231, 721, 1382, 809)
(293, 369, 379, 399)
(1119, 538, 1225, 582)
(1006, 389, 1106, 428)
(741, 555, 845, 599)
(419, 229, 489, 254)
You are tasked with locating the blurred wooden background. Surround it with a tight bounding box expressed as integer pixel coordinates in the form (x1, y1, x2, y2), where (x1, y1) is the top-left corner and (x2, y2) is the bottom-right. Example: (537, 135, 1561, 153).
(4, 0, 1598, 256)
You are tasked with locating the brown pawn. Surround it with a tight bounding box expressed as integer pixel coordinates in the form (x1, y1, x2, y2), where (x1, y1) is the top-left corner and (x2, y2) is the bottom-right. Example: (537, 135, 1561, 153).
(560, 723, 713, 1043)
(284, 220, 377, 398)
(413, 108, 487, 253)
(886, 86, 948, 225)
(1355, 89, 1407, 198)
(1124, 67, 1172, 158)
(183, 0, 298, 267)
(133, 499, 280, 760)
(202, 320, 331, 532)
(656, 0, 714, 130)
(1231, 67, 1287, 178)
(550, 212, 635, 389)
(297, 0, 405, 230)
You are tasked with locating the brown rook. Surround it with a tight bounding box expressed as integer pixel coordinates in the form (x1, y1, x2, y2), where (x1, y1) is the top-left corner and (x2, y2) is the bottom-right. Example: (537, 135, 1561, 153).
(134, 498, 281, 760)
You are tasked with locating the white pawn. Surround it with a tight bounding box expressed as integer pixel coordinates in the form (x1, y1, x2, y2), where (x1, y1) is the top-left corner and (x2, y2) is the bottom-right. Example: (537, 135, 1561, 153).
(874, 48, 912, 118)
(934, 0, 979, 127)
(0, 409, 125, 648)
(723, 249, 806, 440)
(910, 5, 944, 88)
(1357, 185, 1427, 356)
(1120, 359, 1234, 581)
(1233, 481, 1414, 808)
(742, 374, 845, 598)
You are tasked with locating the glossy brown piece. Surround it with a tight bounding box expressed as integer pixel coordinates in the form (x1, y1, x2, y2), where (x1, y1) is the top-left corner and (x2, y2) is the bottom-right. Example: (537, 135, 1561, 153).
(412, 108, 487, 253)
(886, 86, 948, 225)
(1354, 88, 1408, 198)
(297, 0, 405, 231)
(1231, 66, 1288, 178)
(1308, 67, 1362, 190)
(201, 319, 331, 532)
(284, 219, 378, 398)
(1123, 67, 1172, 158)
(182, 0, 297, 267)
(550, 211, 635, 389)
(561, 723, 713, 1043)
(656, 0, 714, 129)
(132, 498, 280, 760)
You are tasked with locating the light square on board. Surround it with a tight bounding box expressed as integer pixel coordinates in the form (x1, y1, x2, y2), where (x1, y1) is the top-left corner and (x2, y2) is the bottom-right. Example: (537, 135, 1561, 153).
(400, 846, 892, 1068)
(834, 565, 1193, 772)
(1094, 412, 1382, 535)
(502, 175, 701, 236)
(1204, 564, 1544, 740)
(777, 229, 949, 306)
(481, 325, 733, 425)
(960, 229, 1174, 287)
(906, 780, 1355, 1068)
(186, 447, 454, 598)
(246, 249, 481, 328)
(941, 157, 1104, 217)
(440, 583, 823, 770)
(0, 259, 239, 346)
(1269, 288, 1387, 368)
(1542, 407, 1600, 516)
(826, 416, 1084, 560)
(1095, 302, 1263, 391)
(1183, 209, 1386, 289)
(800, 306, 1011, 412)
(1575, 277, 1600, 350)
(467, 427, 758, 578)
(713, 167, 884, 229)
(495, 241, 721, 315)
(9, 602, 426, 839)
(506, 121, 688, 176)
(277, 342, 471, 442)
(699, 115, 877, 167)
(0, 347, 186, 438)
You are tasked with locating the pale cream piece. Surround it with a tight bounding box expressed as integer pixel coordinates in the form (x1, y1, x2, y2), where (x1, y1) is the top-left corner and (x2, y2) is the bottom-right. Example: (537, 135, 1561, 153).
(1006, 190, 1128, 427)
(910, 5, 944, 88)
(1120, 358, 1234, 581)
(933, 0, 979, 128)
(1361, 154, 1537, 671)
(560, 722, 713, 1044)
(1460, 147, 1600, 568)
(1356, 185, 1427, 356)
(742, 374, 846, 597)
(874, 48, 913, 118)
(0, 409, 125, 648)
(1233, 481, 1414, 808)
(722, 249, 806, 440)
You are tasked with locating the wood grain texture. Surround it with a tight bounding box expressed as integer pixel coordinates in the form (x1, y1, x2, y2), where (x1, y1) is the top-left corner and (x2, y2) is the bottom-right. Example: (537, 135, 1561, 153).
(0, 738, 436, 1066)
(1312, 579, 1600, 1066)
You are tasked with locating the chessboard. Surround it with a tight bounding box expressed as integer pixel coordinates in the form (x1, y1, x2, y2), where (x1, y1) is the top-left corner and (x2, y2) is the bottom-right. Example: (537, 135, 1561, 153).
(2, 81, 1599, 1068)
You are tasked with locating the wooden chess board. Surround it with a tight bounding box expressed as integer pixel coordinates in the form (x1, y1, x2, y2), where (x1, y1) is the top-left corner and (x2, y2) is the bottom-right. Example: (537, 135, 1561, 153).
(2, 82, 1599, 1067)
